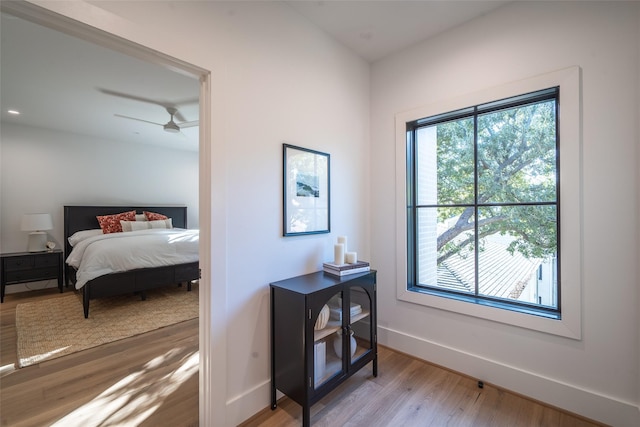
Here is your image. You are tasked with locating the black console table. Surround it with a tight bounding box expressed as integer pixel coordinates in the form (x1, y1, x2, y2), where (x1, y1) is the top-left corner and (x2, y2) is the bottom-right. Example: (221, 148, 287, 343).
(270, 270, 377, 426)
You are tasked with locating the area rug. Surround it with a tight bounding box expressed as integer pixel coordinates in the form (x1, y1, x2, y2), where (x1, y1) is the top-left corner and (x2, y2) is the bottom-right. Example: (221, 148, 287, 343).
(15, 285, 198, 368)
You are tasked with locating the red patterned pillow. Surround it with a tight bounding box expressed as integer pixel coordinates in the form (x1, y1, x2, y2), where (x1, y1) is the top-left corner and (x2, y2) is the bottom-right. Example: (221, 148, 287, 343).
(143, 211, 169, 221)
(96, 210, 136, 234)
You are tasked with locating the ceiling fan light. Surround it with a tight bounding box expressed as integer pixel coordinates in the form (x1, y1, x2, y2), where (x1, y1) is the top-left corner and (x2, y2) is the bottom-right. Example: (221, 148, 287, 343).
(163, 122, 180, 133)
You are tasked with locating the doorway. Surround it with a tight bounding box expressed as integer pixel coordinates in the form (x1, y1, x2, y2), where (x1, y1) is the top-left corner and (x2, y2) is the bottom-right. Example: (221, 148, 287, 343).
(0, 1, 212, 424)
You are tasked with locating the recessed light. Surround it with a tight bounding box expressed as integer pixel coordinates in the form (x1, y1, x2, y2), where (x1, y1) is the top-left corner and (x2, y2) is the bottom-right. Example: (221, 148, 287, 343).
(7, 110, 20, 115)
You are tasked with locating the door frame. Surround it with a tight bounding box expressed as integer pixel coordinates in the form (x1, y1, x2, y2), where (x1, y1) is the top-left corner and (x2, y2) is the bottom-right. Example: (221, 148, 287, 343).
(0, 1, 219, 424)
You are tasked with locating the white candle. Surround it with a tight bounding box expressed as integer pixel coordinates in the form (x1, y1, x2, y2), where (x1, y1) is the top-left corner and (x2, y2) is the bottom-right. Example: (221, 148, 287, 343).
(334, 243, 345, 265)
(345, 252, 357, 264)
(337, 236, 347, 253)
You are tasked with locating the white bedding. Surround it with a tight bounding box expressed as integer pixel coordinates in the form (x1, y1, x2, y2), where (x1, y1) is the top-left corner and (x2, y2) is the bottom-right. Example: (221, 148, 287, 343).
(66, 228, 199, 289)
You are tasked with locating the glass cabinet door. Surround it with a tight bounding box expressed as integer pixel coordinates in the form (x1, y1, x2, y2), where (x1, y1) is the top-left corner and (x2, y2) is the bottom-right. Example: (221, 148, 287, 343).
(348, 285, 372, 365)
(312, 291, 343, 389)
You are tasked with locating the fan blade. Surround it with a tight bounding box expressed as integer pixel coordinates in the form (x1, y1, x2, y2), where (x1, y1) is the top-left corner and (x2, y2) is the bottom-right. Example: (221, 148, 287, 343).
(174, 111, 187, 122)
(101, 88, 171, 107)
(166, 106, 187, 123)
(99, 88, 198, 118)
(178, 120, 199, 129)
(114, 114, 163, 126)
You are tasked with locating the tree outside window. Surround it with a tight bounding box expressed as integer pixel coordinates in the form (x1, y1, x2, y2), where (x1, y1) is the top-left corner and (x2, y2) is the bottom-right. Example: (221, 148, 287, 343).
(407, 88, 559, 314)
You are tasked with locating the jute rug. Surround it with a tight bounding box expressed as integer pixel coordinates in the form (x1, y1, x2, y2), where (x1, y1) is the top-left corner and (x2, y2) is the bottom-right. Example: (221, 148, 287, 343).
(15, 284, 198, 368)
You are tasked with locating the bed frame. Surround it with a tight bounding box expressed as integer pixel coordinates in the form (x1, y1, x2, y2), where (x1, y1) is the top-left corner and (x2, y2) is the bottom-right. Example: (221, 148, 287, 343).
(64, 205, 199, 318)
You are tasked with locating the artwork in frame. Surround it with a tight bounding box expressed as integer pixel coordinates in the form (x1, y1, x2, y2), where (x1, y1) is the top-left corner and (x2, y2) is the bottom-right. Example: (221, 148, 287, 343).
(283, 143, 330, 236)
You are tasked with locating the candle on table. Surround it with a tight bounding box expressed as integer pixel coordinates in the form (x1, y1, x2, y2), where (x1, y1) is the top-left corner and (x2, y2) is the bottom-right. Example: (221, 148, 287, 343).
(345, 252, 357, 264)
(337, 236, 347, 253)
(334, 243, 345, 265)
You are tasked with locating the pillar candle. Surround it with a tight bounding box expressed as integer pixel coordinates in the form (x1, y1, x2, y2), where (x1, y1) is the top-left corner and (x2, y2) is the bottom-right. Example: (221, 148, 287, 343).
(345, 252, 357, 264)
(334, 243, 345, 265)
(337, 236, 347, 253)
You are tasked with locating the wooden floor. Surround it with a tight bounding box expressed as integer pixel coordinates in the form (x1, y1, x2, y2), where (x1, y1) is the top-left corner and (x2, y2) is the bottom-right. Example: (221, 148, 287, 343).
(1, 288, 199, 427)
(2, 289, 604, 427)
(242, 347, 605, 427)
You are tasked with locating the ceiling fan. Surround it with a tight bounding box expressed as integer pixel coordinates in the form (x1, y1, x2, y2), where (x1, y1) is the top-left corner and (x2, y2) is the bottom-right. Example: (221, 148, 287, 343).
(115, 107, 198, 133)
(99, 88, 199, 133)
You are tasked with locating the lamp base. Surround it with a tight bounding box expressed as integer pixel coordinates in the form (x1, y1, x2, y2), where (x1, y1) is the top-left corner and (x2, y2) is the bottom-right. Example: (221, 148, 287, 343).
(27, 232, 47, 252)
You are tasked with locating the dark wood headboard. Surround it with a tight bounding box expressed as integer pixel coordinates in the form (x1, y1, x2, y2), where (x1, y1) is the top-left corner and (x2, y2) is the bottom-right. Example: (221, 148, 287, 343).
(63, 205, 188, 264)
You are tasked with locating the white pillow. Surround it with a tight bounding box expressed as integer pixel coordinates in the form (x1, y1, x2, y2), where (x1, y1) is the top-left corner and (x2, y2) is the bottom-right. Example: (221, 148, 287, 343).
(120, 218, 173, 232)
(68, 229, 103, 246)
(135, 214, 148, 221)
(149, 218, 172, 229)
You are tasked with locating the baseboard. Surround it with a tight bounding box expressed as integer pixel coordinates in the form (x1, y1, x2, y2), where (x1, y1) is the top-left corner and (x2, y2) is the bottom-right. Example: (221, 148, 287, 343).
(226, 327, 639, 426)
(226, 378, 274, 426)
(378, 325, 639, 427)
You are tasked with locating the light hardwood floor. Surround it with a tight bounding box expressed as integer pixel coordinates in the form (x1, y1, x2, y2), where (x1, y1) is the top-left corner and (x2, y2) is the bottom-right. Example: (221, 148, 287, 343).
(1, 287, 198, 427)
(241, 346, 605, 427)
(2, 289, 604, 427)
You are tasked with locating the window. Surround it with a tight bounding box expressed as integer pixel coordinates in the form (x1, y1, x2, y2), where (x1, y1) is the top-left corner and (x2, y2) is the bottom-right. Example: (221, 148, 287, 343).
(406, 88, 560, 318)
(395, 67, 582, 338)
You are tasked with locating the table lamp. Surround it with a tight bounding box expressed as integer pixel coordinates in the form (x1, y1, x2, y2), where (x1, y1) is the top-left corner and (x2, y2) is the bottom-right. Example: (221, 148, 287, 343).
(21, 213, 53, 252)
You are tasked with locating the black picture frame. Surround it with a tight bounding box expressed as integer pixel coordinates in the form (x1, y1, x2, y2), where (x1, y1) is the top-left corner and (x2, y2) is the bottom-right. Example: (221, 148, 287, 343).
(283, 144, 330, 236)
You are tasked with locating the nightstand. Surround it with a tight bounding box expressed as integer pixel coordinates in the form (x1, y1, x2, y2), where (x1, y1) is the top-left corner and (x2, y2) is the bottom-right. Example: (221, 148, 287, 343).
(1, 249, 64, 302)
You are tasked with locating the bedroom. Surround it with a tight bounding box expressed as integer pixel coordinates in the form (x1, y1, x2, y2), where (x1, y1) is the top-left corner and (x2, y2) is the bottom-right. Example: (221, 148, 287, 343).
(0, 7, 203, 423)
(0, 8, 201, 309)
(1, 1, 639, 427)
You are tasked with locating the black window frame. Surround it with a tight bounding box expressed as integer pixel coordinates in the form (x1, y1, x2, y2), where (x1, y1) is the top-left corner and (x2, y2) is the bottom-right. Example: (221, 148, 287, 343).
(405, 87, 561, 319)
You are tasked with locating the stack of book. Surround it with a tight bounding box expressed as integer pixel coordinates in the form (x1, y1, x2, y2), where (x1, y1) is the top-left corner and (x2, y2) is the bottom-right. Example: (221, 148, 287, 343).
(323, 260, 370, 277)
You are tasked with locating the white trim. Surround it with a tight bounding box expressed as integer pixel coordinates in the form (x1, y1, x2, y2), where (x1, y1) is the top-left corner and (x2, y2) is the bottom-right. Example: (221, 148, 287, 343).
(226, 379, 275, 426)
(198, 72, 217, 425)
(2, 1, 206, 79)
(379, 325, 640, 427)
(395, 66, 582, 339)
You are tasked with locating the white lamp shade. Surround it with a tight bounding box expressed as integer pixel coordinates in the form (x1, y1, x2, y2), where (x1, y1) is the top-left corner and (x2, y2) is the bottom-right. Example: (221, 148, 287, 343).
(21, 213, 53, 232)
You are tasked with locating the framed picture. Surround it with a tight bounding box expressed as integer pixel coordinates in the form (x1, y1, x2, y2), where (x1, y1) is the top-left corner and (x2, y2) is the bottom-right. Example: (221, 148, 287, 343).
(283, 144, 330, 236)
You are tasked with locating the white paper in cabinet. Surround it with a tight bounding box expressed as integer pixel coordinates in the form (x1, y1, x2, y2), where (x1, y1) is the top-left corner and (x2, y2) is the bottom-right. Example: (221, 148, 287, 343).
(314, 341, 326, 385)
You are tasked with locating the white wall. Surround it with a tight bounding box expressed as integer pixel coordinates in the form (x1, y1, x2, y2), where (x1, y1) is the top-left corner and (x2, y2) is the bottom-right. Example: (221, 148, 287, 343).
(21, 1, 371, 425)
(371, 2, 639, 426)
(0, 122, 198, 292)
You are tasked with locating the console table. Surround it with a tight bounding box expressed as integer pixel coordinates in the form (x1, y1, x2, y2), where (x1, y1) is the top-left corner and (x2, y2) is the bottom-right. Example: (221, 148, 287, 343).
(270, 270, 377, 426)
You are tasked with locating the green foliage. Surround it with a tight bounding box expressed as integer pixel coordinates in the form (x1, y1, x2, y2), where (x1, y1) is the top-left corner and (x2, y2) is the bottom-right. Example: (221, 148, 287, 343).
(430, 100, 558, 264)
(435, 117, 475, 205)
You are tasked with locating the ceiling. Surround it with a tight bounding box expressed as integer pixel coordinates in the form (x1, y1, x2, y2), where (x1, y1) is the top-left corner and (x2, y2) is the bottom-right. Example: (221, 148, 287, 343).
(0, 1, 507, 152)
(287, 1, 508, 62)
(0, 12, 201, 151)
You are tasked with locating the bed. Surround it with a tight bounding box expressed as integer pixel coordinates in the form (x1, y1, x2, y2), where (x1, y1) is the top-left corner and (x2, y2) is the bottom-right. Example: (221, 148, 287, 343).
(64, 205, 199, 318)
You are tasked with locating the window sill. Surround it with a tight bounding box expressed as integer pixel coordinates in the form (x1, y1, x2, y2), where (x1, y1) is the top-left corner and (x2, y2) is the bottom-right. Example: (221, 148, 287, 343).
(408, 285, 561, 320)
(397, 281, 579, 339)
